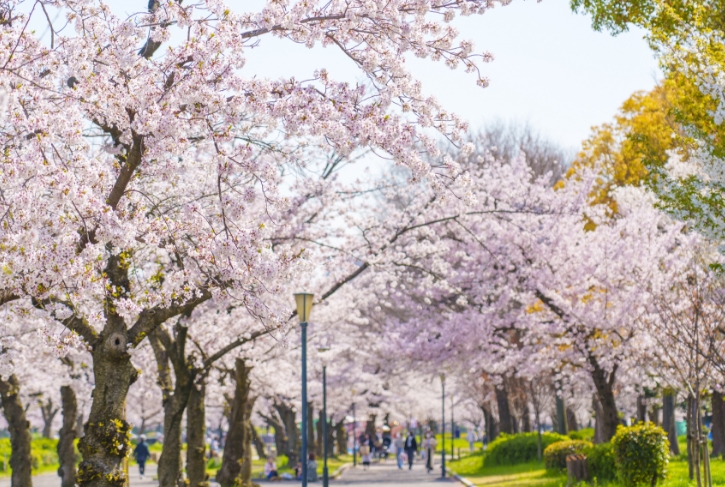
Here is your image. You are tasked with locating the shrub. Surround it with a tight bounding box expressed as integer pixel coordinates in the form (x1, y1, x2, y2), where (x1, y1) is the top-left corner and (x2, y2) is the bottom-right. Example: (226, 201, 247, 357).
(483, 432, 568, 467)
(568, 428, 595, 442)
(612, 423, 669, 487)
(585, 442, 616, 482)
(0, 438, 59, 473)
(543, 440, 593, 470)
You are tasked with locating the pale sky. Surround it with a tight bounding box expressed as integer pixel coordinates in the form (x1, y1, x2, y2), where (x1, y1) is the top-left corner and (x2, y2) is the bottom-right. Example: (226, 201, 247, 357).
(241, 0, 661, 152)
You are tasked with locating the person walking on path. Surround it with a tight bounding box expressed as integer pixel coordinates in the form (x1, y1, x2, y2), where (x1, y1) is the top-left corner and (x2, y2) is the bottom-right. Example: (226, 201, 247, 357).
(424, 432, 437, 473)
(404, 431, 417, 470)
(466, 429, 477, 452)
(133, 435, 151, 480)
(360, 442, 372, 470)
(393, 433, 405, 469)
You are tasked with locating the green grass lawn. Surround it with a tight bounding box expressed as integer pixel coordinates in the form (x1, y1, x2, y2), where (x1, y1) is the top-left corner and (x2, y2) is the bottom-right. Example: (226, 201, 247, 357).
(448, 441, 725, 487)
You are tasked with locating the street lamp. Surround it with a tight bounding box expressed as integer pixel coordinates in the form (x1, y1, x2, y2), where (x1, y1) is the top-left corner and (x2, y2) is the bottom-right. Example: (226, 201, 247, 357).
(351, 390, 357, 468)
(441, 373, 446, 479)
(295, 293, 314, 487)
(451, 395, 455, 462)
(318, 347, 331, 487)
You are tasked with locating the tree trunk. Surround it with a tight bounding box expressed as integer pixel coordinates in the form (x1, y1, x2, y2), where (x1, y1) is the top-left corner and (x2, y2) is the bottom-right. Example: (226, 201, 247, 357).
(239, 396, 256, 487)
(275, 402, 300, 467)
(58, 385, 78, 487)
(687, 394, 695, 480)
(566, 407, 578, 432)
(0, 375, 33, 487)
(712, 391, 725, 458)
(663, 389, 680, 456)
(77, 340, 137, 487)
(481, 404, 498, 442)
(365, 414, 377, 439)
(521, 401, 532, 433)
(637, 395, 647, 423)
(76, 412, 85, 438)
(217, 359, 251, 487)
(555, 395, 568, 435)
(308, 402, 317, 458)
(649, 404, 661, 426)
(316, 410, 324, 457)
(334, 420, 347, 456)
(495, 386, 514, 435)
(264, 413, 286, 457)
(592, 395, 604, 444)
(251, 424, 267, 460)
(589, 358, 619, 442)
(186, 380, 209, 487)
(39, 398, 59, 439)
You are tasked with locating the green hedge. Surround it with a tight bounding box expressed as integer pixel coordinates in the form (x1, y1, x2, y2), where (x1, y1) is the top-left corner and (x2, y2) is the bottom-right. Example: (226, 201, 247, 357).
(543, 440, 592, 470)
(483, 432, 568, 467)
(612, 423, 669, 486)
(568, 428, 595, 442)
(0, 438, 60, 474)
(586, 442, 616, 482)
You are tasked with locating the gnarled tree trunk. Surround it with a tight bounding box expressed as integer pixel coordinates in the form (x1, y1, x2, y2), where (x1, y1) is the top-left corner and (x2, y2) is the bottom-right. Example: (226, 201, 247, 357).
(712, 391, 725, 458)
(592, 395, 604, 444)
(39, 398, 59, 439)
(251, 424, 267, 460)
(58, 385, 78, 487)
(275, 402, 300, 467)
(335, 420, 347, 455)
(636, 395, 647, 423)
(186, 379, 209, 487)
(481, 404, 498, 442)
(589, 357, 619, 442)
(0, 374, 33, 487)
(217, 359, 251, 487)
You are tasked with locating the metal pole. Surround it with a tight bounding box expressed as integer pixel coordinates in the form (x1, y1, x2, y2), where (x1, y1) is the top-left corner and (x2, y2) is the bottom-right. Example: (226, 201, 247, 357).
(323, 365, 329, 487)
(301, 321, 308, 487)
(353, 402, 357, 467)
(441, 376, 446, 479)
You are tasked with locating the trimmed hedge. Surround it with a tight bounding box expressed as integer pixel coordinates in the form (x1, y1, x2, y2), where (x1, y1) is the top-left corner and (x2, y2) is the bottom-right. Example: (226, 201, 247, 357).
(543, 440, 592, 470)
(612, 423, 669, 486)
(586, 442, 616, 482)
(483, 432, 568, 467)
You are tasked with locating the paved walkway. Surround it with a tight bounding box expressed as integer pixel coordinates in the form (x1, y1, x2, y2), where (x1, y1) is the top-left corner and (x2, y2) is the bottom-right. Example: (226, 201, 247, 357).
(0, 458, 458, 486)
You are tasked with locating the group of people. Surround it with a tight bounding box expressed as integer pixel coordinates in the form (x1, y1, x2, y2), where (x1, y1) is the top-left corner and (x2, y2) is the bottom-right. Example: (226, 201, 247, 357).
(387, 431, 437, 473)
(264, 454, 319, 482)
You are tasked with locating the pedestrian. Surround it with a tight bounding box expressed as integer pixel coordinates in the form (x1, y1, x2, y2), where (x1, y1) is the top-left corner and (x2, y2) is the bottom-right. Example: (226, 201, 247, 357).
(264, 456, 280, 481)
(360, 443, 372, 470)
(394, 433, 405, 469)
(308, 453, 319, 481)
(466, 429, 477, 452)
(133, 434, 151, 480)
(403, 430, 417, 470)
(424, 432, 437, 473)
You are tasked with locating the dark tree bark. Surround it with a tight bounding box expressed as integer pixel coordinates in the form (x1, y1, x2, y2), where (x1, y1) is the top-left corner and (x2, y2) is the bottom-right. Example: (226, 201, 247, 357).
(217, 359, 251, 487)
(592, 395, 604, 444)
(712, 391, 725, 458)
(316, 410, 324, 457)
(365, 414, 377, 439)
(262, 413, 286, 457)
(0, 374, 33, 487)
(240, 396, 257, 486)
(521, 401, 532, 433)
(554, 394, 568, 435)
(308, 402, 317, 457)
(566, 407, 578, 432)
(662, 390, 680, 456)
(186, 379, 209, 487)
(589, 357, 619, 442)
(481, 404, 498, 442)
(636, 395, 647, 423)
(275, 401, 300, 467)
(76, 412, 85, 438)
(149, 326, 195, 487)
(58, 386, 78, 487)
(495, 386, 514, 435)
(39, 398, 59, 439)
(251, 424, 267, 460)
(649, 404, 661, 426)
(334, 420, 347, 456)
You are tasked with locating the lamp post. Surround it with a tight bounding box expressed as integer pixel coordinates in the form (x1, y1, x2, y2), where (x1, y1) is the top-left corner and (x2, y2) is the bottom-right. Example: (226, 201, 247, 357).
(441, 373, 446, 479)
(451, 395, 455, 462)
(318, 347, 330, 487)
(295, 293, 314, 487)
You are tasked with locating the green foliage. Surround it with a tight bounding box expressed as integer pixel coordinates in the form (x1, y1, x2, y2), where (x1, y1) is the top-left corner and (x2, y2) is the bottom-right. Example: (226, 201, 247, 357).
(483, 432, 568, 467)
(612, 423, 669, 486)
(543, 440, 593, 470)
(568, 428, 595, 442)
(0, 438, 60, 474)
(585, 442, 616, 482)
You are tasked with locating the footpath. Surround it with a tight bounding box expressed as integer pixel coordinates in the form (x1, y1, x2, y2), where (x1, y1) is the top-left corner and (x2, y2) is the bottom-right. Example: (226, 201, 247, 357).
(0, 457, 460, 486)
